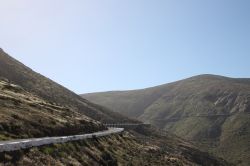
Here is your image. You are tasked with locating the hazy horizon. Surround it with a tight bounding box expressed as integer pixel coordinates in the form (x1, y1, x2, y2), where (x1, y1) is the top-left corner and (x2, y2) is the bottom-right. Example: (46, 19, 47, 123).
(1, 0, 249, 93)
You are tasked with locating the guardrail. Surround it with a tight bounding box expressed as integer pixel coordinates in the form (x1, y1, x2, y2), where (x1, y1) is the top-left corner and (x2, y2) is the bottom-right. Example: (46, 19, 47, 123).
(0, 128, 124, 153)
(103, 123, 150, 128)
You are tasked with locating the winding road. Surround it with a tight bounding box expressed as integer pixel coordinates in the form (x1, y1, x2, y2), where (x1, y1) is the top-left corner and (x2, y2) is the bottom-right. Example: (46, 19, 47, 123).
(0, 127, 124, 153)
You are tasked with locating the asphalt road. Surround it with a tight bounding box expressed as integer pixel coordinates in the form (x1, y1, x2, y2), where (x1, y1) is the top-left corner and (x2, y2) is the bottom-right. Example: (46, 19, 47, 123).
(0, 127, 124, 152)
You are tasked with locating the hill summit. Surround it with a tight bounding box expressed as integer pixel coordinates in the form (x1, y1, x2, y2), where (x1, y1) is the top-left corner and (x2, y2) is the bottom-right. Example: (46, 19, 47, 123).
(82, 74, 250, 165)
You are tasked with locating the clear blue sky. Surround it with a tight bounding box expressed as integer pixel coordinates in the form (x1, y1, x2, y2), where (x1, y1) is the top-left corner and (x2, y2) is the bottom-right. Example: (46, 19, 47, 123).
(0, 0, 249, 93)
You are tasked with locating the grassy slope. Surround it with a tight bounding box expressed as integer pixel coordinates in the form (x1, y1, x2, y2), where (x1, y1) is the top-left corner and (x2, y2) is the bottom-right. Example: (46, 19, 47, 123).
(0, 79, 227, 166)
(82, 75, 250, 165)
(0, 79, 103, 140)
(0, 49, 135, 123)
(0, 132, 229, 166)
(0, 49, 228, 165)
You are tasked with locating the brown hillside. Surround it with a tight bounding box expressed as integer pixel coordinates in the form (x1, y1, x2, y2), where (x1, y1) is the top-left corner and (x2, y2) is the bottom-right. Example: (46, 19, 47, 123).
(0, 49, 135, 123)
(82, 75, 250, 165)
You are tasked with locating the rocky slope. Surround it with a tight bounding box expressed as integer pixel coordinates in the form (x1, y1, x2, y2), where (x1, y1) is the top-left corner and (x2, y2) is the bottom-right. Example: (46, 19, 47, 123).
(83, 75, 250, 165)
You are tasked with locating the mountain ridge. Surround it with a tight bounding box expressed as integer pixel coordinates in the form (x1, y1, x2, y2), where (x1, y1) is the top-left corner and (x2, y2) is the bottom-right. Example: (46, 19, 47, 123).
(83, 74, 250, 94)
(0, 49, 229, 165)
(0, 48, 136, 123)
(82, 74, 250, 165)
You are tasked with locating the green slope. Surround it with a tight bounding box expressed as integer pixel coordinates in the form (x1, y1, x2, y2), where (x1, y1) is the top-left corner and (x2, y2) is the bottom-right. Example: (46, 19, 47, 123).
(82, 74, 250, 165)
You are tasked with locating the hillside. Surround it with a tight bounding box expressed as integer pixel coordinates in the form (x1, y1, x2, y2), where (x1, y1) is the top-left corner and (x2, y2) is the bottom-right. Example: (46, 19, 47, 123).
(0, 78, 103, 140)
(1, 131, 229, 166)
(0, 48, 135, 123)
(0, 79, 229, 165)
(0, 49, 229, 165)
(82, 74, 250, 165)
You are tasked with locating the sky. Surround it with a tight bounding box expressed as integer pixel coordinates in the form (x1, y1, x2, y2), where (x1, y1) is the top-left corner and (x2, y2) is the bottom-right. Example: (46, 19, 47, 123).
(0, 0, 249, 93)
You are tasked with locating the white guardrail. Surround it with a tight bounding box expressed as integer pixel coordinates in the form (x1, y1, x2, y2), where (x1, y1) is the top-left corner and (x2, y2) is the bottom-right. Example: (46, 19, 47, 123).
(0, 128, 124, 152)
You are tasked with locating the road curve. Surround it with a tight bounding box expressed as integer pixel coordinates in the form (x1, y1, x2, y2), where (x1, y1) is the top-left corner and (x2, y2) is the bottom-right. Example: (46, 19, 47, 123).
(0, 127, 124, 152)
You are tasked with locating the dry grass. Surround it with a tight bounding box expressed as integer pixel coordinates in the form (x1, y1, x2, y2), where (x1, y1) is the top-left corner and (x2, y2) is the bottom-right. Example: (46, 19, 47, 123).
(0, 80, 103, 140)
(0, 133, 228, 166)
(83, 74, 250, 165)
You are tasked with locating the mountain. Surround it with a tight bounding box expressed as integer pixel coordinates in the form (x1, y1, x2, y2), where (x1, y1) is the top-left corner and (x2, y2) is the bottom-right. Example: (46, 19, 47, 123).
(0, 78, 103, 140)
(0, 48, 135, 123)
(0, 49, 228, 165)
(0, 78, 229, 166)
(82, 74, 250, 165)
